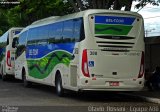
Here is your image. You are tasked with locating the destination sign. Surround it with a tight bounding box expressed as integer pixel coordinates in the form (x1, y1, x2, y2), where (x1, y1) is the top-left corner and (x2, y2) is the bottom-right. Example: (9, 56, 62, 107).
(95, 16, 135, 25)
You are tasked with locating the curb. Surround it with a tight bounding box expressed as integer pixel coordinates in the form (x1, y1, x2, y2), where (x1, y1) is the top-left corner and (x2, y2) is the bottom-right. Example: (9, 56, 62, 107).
(140, 96, 160, 104)
(120, 93, 160, 104)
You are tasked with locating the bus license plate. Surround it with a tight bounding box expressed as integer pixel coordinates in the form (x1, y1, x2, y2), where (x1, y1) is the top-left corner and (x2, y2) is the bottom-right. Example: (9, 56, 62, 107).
(109, 82, 119, 86)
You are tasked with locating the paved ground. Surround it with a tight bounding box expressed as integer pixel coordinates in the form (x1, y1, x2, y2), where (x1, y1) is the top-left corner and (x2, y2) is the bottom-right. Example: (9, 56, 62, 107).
(127, 89, 160, 104)
(0, 78, 159, 112)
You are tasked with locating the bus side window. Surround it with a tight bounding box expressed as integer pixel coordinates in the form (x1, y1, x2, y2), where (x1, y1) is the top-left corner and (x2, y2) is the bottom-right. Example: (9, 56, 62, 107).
(48, 24, 55, 44)
(37, 25, 49, 45)
(27, 28, 38, 45)
(16, 31, 27, 57)
(73, 18, 85, 42)
(63, 20, 74, 43)
(55, 22, 63, 43)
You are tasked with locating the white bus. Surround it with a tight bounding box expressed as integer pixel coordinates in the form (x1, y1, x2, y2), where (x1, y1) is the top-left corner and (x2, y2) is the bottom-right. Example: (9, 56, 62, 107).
(0, 27, 23, 80)
(14, 9, 145, 96)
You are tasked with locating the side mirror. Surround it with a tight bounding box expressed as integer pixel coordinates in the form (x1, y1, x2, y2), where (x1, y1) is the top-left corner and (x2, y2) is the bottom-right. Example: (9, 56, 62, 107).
(12, 37, 18, 48)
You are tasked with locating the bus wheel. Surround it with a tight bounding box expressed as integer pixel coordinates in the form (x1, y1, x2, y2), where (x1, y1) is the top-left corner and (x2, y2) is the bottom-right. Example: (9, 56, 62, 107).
(2, 75, 7, 81)
(1, 67, 7, 81)
(55, 74, 64, 97)
(22, 70, 31, 87)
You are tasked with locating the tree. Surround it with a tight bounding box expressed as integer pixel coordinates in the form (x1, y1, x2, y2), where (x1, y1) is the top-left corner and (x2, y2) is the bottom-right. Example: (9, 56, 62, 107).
(7, 0, 71, 26)
(0, 0, 22, 34)
(0, 0, 159, 35)
(0, 8, 10, 35)
(67, 0, 160, 12)
(134, 0, 160, 9)
(0, 0, 71, 35)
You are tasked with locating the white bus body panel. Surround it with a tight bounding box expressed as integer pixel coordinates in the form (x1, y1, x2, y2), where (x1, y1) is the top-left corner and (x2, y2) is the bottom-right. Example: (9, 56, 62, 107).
(14, 10, 144, 92)
(77, 11, 145, 91)
(0, 28, 23, 76)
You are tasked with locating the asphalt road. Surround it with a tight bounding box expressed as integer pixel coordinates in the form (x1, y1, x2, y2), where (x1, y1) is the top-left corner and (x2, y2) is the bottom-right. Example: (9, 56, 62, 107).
(0, 78, 159, 112)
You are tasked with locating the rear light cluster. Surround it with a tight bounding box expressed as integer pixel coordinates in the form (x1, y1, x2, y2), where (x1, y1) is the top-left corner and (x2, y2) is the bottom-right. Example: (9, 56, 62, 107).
(7, 50, 12, 67)
(138, 51, 144, 78)
(81, 49, 90, 77)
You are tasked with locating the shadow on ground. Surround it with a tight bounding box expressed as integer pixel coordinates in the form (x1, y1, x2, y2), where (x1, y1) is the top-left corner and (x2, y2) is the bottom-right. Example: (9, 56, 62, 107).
(22, 83, 146, 103)
(0, 77, 147, 103)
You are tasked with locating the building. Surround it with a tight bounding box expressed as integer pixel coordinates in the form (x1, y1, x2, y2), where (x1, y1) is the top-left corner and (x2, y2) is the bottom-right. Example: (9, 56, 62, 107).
(145, 36, 160, 73)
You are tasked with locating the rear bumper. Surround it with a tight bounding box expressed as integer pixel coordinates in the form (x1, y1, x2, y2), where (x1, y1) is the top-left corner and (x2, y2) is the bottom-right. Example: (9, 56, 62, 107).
(79, 87, 143, 92)
(6, 73, 14, 76)
(6, 67, 14, 75)
(6, 71, 14, 76)
(78, 77, 144, 91)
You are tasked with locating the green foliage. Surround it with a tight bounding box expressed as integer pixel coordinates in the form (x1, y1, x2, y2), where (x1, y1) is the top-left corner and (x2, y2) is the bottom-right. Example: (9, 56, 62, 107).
(67, 0, 160, 12)
(134, 0, 160, 9)
(0, 9, 10, 35)
(0, 0, 72, 36)
(0, 0, 159, 36)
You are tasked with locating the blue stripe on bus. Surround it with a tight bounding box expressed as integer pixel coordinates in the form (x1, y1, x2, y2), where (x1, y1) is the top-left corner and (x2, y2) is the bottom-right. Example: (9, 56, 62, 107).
(95, 16, 135, 25)
(26, 43, 75, 59)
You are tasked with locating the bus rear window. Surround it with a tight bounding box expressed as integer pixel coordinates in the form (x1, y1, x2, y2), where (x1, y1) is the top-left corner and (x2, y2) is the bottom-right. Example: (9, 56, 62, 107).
(94, 15, 136, 36)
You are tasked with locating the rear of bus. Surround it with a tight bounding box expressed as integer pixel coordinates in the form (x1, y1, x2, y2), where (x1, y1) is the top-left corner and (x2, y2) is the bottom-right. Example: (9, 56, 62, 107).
(5, 28, 23, 75)
(78, 10, 144, 91)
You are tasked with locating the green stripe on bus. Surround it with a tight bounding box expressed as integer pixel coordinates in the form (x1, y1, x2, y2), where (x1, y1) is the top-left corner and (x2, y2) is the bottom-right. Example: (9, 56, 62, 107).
(27, 51, 72, 79)
(95, 24, 133, 35)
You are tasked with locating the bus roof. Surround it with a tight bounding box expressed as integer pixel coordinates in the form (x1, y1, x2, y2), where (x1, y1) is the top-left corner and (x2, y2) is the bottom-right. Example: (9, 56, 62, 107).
(31, 9, 142, 26)
(0, 27, 23, 40)
(19, 9, 143, 35)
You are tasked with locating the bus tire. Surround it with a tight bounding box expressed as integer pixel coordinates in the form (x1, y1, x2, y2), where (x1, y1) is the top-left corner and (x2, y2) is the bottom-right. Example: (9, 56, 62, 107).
(2, 75, 7, 81)
(1, 67, 7, 81)
(22, 69, 31, 87)
(55, 73, 64, 97)
(0, 65, 2, 77)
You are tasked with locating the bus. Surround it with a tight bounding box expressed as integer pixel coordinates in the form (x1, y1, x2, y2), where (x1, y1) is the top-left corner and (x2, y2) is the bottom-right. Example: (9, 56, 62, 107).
(14, 9, 145, 96)
(0, 27, 23, 80)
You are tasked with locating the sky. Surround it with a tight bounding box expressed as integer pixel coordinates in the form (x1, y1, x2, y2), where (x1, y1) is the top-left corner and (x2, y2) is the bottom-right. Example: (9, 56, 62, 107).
(131, 2, 160, 37)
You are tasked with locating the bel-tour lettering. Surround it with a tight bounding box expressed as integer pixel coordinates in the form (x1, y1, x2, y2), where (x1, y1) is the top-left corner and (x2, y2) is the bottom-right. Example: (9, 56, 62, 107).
(29, 49, 38, 56)
(106, 18, 124, 23)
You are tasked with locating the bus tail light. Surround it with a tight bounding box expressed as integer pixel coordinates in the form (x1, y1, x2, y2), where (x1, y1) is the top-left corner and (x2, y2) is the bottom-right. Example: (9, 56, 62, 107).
(81, 49, 90, 77)
(138, 51, 144, 78)
(7, 50, 11, 67)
